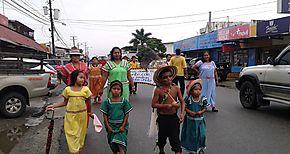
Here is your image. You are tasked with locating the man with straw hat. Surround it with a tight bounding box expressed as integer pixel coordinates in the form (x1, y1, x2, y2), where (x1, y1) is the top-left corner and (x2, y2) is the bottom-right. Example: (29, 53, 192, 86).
(151, 65, 185, 154)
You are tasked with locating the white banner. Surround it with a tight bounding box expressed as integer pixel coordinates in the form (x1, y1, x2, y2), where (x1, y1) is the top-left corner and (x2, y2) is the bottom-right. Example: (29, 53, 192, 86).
(130, 69, 156, 86)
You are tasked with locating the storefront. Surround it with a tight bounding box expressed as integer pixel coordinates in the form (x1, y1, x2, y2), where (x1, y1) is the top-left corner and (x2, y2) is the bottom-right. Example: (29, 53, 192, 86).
(217, 24, 252, 72)
(173, 31, 222, 62)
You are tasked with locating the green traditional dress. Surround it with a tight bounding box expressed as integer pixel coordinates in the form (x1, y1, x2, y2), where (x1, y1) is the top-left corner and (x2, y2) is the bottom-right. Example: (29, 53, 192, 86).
(100, 98, 133, 153)
(181, 96, 207, 153)
(102, 60, 131, 100)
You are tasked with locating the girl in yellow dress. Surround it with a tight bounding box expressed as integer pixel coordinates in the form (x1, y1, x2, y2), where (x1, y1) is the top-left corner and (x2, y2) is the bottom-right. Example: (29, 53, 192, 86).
(89, 57, 103, 103)
(46, 70, 92, 154)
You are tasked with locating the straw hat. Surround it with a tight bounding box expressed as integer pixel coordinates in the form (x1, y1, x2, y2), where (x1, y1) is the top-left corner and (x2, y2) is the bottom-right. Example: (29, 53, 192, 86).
(153, 65, 177, 86)
(186, 79, 202, 94)
(69, 48, 82, 55)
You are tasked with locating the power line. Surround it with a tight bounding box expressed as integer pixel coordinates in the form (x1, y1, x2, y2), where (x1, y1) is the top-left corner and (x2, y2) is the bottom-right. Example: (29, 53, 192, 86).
(3, 0, 49, 25)
(10, 0, 49, 23)
(61, 1, 276, 23)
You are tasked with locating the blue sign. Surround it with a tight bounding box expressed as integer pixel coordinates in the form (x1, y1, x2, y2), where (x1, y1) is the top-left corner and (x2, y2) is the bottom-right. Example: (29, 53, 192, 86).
(197, 32, 222, 49)
(277, 0, 290, 13)
(173, 36, 198, 52)
(257, 16, 290, 37)
(173, 32, 221, 52)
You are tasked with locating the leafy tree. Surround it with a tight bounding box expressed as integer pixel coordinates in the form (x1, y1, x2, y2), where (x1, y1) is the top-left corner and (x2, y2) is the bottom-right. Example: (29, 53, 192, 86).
(129, 28, 152, 47)
(146, 37, 166, 57)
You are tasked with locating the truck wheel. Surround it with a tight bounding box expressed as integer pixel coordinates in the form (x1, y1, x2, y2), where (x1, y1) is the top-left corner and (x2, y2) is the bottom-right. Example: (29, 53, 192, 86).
(0, 92, 27, 118)
(239, 81, 260, 109)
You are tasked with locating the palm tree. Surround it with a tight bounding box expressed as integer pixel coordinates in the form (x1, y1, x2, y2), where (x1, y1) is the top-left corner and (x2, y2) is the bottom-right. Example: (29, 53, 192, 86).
(129, 28, 152, 47)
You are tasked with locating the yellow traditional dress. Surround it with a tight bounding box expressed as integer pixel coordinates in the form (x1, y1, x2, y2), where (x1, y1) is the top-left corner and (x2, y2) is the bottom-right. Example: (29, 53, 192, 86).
(89, 64, 102, 98)
(63, 86, 92, 153)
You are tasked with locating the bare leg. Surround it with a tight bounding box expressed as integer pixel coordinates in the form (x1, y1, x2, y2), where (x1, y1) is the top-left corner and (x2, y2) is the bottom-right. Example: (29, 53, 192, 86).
(118, 145, 125, 154)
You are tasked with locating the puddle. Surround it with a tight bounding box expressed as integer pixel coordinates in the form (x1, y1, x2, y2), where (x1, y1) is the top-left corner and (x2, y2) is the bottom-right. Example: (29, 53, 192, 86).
(0, 126, 28, 154)
(24, 115, 45, 127)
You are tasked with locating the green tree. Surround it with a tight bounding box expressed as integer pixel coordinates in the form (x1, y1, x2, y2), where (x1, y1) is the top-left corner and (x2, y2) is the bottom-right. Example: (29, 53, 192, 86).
(129, 28, 152, 47)
(146, 37, 166, 57)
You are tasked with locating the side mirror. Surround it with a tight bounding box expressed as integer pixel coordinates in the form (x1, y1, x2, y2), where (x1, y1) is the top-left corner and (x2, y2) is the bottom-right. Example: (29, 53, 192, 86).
(266, 57, 274, 65)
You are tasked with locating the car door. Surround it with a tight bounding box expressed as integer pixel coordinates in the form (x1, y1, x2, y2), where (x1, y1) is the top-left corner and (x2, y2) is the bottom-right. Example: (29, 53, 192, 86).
(263, 50, 290, 101)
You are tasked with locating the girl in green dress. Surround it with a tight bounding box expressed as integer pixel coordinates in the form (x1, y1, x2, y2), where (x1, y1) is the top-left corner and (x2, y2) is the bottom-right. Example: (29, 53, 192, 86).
(100, 47, 135, 100)
(100, 80, 133, 154)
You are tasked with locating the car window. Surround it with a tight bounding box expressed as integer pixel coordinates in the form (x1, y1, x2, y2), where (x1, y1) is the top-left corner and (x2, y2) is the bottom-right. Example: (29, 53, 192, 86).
(278, 50, 290, 65)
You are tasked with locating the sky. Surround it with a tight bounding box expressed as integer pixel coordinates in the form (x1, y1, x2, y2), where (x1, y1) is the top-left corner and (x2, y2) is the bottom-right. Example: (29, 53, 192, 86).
(1, 0, 289, 57)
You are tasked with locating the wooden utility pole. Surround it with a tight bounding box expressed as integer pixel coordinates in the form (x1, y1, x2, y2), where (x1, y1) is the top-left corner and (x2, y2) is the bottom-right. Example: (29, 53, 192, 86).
(70, 36, 77, 47)
(48, 0, 55, 56)
(208, 11, 212, 32)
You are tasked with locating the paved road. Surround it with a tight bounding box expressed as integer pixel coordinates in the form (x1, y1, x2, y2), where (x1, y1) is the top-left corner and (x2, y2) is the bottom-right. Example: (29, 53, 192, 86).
(60, 84, 290, 154)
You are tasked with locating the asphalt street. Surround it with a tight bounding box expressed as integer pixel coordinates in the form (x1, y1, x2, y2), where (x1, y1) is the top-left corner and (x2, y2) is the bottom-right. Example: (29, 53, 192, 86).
(59, 84, 290, 154)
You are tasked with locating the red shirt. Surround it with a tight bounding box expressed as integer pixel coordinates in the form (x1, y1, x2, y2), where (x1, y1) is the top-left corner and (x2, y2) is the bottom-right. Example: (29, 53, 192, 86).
(61, 62, 87, 85)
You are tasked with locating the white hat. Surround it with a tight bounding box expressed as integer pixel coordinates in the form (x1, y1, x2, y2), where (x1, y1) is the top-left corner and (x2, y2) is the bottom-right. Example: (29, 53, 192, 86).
(69, 48, 82, 55)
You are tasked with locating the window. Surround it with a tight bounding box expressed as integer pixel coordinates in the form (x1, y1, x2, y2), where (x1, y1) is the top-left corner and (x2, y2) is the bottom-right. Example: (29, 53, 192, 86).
(233, 50, 248, 67)
(278, 50, 290, 65)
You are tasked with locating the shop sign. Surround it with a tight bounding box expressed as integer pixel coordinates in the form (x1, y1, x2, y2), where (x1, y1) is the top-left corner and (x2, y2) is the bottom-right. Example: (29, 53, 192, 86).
(217, 28, 229, 41)
(197, 31, 222, 49)
(257, 16, 290, 37)
(277, 0, 290, 13)
(228, 24, 250, 40)
(222, 44, 239, 52)
(173, 36, 198, 52)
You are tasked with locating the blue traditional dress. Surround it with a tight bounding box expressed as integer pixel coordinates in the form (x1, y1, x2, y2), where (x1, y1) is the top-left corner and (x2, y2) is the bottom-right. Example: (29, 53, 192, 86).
(195, 60, 217, 107)
(100, 98, 133, 153)
(181, 96, 207, 153)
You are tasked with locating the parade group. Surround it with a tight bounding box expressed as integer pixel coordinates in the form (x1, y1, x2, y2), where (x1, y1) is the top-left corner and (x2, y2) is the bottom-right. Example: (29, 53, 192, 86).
(46, 46, 219, 154)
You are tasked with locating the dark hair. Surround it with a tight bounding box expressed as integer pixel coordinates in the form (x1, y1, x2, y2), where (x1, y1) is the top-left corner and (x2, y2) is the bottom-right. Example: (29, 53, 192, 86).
(166, 54, 171, 58)
(91, 56, 98, 61)
(175, 49, 181, 55)
(201, 51, 212, 62)
(159, 68, 172, 79)
(70, 70, 83, 86)
(109, 80, 123, 96)
(131, 56, 137, 59)
(110, 47, 122, 61)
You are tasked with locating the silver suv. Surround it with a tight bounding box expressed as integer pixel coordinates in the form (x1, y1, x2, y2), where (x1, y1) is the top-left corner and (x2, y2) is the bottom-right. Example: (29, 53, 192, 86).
(236, 45, 290, 109)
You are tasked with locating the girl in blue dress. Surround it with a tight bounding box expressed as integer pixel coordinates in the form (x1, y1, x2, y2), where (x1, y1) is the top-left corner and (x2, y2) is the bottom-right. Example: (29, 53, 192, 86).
(181, 79, 207, 154)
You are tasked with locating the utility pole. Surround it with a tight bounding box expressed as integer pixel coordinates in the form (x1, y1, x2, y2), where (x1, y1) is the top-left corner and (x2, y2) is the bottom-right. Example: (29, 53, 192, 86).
(48, 0, 55, 56)
(208, 11, 212, 32)
(227, 16, 230, 28)
(71, 36, 77, 47)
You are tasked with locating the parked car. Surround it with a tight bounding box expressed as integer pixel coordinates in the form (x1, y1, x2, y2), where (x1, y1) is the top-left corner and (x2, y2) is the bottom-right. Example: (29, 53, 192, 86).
(44, 58, 70, 69)
(236, 44, 290, 109)
(0, 55, 50, 118)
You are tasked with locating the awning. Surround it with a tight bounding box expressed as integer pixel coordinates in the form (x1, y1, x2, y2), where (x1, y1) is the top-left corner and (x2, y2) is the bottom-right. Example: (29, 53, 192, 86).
(0, 24, 49, 54)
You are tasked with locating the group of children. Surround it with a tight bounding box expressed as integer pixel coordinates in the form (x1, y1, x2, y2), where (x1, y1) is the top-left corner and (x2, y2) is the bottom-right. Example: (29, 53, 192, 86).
(46, 64, 208, 154)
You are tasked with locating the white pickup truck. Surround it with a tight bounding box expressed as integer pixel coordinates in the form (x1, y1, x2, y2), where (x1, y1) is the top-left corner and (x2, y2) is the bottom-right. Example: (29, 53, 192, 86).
(236, 44, 290, 109)
(0, 53, 50, 118)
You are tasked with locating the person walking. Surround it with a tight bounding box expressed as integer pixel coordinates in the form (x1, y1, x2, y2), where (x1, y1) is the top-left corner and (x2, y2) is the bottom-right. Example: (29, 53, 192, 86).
(100, 47, 135, 100)
(151, 65, 185, 154)
(181, 79, 207, 154)
(170, 49, 187, 96)
(166, 54, 172, 65)
(129, 56, 140, 94)
(192, 51, 219, 112)
(100, 80, 133, 154)
(46, 70, 92, 154)
(88, 57, 102, 103)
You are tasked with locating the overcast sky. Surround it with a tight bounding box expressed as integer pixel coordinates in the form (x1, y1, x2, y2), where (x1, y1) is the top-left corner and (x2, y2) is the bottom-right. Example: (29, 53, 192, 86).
(1, 0, 288, 57)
